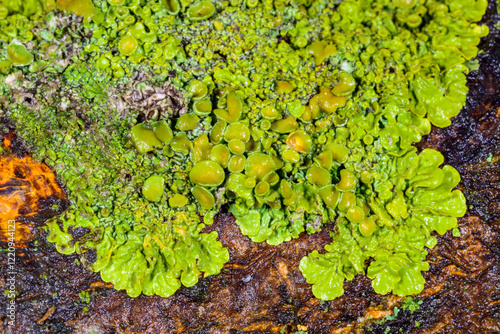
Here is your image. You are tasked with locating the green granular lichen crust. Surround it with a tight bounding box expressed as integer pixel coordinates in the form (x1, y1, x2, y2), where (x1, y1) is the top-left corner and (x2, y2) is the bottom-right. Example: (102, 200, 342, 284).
(0, 0, 489, 299)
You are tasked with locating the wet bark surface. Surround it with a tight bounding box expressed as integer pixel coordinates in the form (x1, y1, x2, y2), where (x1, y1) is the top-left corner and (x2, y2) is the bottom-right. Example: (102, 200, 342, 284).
(0, 1, 499, 333)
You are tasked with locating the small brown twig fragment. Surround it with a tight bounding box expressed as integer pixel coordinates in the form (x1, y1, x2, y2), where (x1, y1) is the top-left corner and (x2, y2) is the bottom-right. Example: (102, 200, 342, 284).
(36, 306, 55, 325)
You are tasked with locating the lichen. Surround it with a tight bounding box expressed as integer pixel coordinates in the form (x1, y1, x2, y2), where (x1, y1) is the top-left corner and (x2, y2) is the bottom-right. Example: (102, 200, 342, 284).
(0, 0, 488, 300)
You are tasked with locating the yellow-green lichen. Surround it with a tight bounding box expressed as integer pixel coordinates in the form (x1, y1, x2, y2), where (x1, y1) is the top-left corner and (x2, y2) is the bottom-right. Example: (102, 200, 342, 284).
(1, 0, 488, 301)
